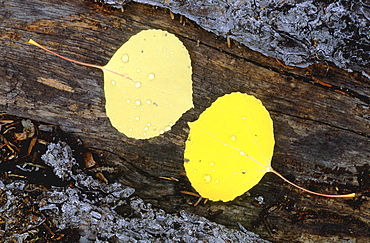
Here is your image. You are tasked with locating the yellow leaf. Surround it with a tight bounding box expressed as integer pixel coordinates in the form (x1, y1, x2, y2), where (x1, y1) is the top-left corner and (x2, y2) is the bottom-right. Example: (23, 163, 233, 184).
(184, 92, 356, 201)
(28, 29, 193, 139)
(103, 30, 193, 139)
(184, 92, 274, 202)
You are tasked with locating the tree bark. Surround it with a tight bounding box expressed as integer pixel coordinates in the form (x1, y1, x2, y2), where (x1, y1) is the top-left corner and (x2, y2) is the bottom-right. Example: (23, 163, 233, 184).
(1, 0, 369, 242)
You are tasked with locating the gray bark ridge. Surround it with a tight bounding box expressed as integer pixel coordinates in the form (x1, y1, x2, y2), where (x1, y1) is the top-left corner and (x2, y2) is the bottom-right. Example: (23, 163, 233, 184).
(101, 0, 370, 75)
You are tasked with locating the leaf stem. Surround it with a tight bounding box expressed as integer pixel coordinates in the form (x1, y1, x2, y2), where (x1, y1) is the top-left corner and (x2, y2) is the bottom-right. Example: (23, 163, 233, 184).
(27, 39, 133, 82)
(270, 168, 356, 198)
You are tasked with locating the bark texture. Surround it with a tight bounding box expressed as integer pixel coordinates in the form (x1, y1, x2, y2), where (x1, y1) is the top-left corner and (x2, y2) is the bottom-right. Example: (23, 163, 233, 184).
(101, 0, 370, 73)
(1, 0, 369, 242)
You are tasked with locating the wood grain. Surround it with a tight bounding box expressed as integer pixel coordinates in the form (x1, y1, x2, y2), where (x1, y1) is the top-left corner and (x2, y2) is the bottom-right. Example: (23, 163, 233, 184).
(1, 0, 369, 241)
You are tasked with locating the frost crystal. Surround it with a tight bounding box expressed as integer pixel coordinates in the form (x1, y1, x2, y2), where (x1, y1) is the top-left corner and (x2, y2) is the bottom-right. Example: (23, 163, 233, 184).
(41, 142, 77, 180)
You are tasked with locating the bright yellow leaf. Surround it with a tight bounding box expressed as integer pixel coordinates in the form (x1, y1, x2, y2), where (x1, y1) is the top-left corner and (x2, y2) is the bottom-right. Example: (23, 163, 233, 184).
(184, 92, 274, 202)
(184, 92, 356, 201)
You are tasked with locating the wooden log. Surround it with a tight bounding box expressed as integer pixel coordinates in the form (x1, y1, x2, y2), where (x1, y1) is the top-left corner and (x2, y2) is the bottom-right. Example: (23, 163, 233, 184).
(1, 0, 369, 241)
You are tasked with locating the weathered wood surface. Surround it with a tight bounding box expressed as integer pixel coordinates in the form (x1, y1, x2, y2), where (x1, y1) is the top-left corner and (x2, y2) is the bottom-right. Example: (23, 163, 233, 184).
(1, 0, 370, 241)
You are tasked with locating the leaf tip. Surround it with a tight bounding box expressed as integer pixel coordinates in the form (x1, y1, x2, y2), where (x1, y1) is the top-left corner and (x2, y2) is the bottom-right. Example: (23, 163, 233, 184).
(27, 39, 39, 47)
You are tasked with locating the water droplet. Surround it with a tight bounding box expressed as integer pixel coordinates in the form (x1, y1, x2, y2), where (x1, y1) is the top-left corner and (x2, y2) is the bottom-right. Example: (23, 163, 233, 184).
(147, 73, 155, 80)
(166, 55, 170, 58)
(169, 123, 173, 126)
(128, 119, 131, 122)
(153, 126, 157, 130)
(203, 174, 212, 183)
(135, 100, 141, 105)
(121, 54, 129, 63)
(140, 108, 144, 111)
(240, 151, 245, 156)
(146, 99, 152, 105)
(143, 132, 147, 136)
(230, 135, 237, 141)
(170, 51, 174, 55)
(135, 82, 141, 88)
(242, 116, 246, 120)
(136, 68, 141, 73)
(209, 162, 215, 166)
(147, 122, 151, 126)
(193, 169, 197, 173)
(164, 126, 171, 132)
(163, 48, 167, 51)
(159, 130, 164, 134)
(126, 99, 131, 103)
(215, 179, 220, 184)
(111, 80, 116, 85)
(135, 116, 140, 121)
(129, 128, 133, 131)
(144, 126, 149, 131)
